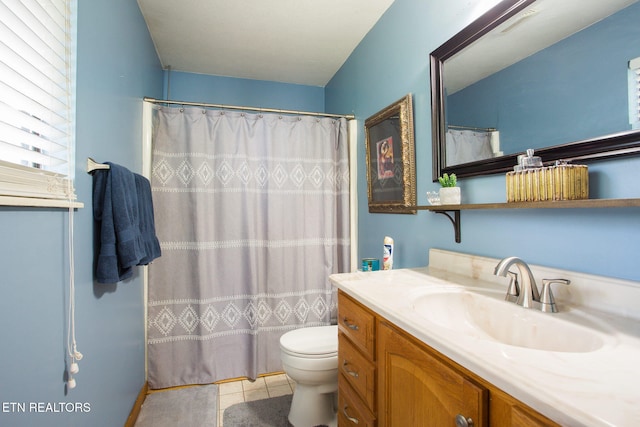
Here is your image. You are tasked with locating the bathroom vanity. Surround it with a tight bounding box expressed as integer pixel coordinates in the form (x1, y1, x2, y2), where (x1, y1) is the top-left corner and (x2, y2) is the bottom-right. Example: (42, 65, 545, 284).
(331, 249, 640, 426)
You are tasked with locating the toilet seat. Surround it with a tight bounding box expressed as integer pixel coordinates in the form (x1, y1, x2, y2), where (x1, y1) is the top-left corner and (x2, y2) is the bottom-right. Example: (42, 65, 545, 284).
(280, 325, 337, 358)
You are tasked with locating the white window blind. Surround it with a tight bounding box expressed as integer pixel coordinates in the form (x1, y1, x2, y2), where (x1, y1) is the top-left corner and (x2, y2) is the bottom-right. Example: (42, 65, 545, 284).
(0, 0, 77, 202)
(630, 56, 640, 130)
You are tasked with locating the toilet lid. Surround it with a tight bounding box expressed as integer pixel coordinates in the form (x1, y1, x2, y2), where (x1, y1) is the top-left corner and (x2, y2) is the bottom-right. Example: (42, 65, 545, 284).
(280, 325, 338, 356)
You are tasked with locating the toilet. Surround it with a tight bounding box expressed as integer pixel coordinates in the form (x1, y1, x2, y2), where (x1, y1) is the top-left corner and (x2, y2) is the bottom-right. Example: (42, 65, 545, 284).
(280, 325, 338, 427)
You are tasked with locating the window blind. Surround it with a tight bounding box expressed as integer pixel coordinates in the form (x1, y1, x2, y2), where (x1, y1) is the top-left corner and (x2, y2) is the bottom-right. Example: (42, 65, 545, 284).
(630, 57, 640, 129)
(0, 0, 76, 201)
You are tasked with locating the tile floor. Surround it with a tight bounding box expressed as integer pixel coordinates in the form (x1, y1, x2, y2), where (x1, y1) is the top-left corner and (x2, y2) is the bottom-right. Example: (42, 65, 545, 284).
(217, 373, 295, 426)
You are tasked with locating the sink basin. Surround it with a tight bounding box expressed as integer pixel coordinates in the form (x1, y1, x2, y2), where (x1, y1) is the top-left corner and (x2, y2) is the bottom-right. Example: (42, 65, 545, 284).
(411, 288, 609, 353)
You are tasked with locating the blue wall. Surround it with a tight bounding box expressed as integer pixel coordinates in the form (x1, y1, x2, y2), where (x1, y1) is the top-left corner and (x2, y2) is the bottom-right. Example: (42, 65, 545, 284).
(326, 0, 640, 282)
(0, 0, 163, 426)
(448, 2, 640, 154)
(164, 70, 325, 112)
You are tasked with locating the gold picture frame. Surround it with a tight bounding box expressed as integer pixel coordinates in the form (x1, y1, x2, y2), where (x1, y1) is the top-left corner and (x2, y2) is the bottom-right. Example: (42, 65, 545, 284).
(364, 94, 416, 213)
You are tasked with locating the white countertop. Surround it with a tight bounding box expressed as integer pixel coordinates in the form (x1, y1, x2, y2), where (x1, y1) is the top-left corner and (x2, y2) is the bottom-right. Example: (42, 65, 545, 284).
(330, 250, 640, 427)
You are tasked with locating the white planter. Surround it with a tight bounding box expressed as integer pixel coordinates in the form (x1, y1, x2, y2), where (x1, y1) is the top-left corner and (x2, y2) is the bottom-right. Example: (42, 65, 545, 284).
(439, 187, 461, 205)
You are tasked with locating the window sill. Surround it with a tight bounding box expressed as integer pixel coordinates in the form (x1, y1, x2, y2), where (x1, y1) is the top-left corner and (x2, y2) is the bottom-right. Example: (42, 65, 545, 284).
(0, 196, 84, 209)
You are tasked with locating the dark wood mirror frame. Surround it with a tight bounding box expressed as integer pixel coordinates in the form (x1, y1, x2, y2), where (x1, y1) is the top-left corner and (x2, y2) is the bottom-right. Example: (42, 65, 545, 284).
(430, 0, 640, 182)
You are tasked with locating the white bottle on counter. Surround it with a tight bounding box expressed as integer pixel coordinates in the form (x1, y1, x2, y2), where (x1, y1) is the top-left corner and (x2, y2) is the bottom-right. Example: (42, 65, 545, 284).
(383, 236, 393, 270)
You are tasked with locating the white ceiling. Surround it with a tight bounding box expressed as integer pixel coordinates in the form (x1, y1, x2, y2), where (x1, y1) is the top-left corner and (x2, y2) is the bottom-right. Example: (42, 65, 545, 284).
(136, 0, 396, 87)
(445, 0, 637, 93)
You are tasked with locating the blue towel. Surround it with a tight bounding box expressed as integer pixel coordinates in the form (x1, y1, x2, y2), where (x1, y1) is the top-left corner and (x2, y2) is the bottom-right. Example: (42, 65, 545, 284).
(93, 162, 161, 283)
(134, 173, 162, 265)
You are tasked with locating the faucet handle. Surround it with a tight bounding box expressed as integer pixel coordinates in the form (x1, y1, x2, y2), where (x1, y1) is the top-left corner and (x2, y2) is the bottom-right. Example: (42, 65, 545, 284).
(505, 271, 520, 302)
(539, 279, 570, 313)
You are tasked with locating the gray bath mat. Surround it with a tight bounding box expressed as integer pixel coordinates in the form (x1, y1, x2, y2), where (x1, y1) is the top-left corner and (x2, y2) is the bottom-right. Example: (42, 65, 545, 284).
(223, 395, 293, 427)
(135, 384, 218, 427)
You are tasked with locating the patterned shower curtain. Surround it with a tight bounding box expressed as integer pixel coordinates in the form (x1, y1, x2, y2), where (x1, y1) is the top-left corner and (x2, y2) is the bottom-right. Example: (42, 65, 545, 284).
(146, 105, 350, 389)
(445, 129, 495, 166)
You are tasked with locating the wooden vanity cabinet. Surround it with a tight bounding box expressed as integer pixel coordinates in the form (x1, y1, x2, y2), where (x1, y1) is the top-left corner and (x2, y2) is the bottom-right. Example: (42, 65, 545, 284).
(376, 320, 559, 427)
(337, 290, 560, 427)
(338, 291, 377, 426)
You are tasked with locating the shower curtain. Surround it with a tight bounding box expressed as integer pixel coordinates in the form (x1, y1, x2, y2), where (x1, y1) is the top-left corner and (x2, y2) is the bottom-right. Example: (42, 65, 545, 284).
(445, 129, 499, 166)
(146, 105, 350, 389)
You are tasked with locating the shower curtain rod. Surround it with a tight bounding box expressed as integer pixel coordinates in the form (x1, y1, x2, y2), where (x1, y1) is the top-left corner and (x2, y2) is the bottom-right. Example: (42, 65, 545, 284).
(143, 97, 355, 120)
(448, 124, 497, 132)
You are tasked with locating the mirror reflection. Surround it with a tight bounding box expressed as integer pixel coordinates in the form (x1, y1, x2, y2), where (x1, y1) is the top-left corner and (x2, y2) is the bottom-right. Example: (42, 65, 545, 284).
(433, 0, 640, 177)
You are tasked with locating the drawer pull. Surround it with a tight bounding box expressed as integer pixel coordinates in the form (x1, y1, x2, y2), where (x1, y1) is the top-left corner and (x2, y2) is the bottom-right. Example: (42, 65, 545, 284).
(455, 414, 474, 427)
(342, 317, 359, 331)
(342, 360, 359, 378)
(342, 405, 359, 424)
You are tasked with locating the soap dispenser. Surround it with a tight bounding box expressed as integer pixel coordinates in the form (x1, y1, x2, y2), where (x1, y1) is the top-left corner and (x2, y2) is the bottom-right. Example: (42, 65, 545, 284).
(514, 148, 543, 171)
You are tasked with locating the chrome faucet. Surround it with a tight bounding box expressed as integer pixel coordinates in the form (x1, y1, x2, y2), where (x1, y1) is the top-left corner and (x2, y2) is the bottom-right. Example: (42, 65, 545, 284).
(494, 257, 540, 309)
(494, 257, 570, 312)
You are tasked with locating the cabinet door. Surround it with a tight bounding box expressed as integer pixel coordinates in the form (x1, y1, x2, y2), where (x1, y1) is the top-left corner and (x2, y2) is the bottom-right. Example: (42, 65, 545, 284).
(511, 407, 557, 427)
(377, 321, 488, 427)
(490, 398, 560, 427)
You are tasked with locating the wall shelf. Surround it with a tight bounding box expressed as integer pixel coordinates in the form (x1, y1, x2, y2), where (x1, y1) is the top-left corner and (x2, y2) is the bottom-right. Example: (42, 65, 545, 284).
(405, 198, 640, 243)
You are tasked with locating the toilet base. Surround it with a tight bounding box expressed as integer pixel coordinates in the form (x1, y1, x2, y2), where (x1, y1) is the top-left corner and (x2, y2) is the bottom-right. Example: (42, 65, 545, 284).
(288, 384, 337, 427)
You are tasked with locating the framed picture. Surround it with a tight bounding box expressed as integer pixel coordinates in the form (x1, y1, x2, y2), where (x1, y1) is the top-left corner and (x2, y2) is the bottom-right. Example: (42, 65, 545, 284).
(364, 94, 416, 213)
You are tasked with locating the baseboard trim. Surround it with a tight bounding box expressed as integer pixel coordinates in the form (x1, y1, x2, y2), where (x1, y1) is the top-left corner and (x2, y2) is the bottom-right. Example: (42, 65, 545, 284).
(124, 381, 148, 427)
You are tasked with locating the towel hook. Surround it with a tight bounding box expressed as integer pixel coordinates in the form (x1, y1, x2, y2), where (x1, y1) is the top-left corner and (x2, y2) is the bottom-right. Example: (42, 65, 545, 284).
(86, 157, 110, 174)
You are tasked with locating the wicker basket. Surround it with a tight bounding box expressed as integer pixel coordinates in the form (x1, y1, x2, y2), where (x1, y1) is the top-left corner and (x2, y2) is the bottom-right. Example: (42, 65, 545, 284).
(506, 164, 588, 202)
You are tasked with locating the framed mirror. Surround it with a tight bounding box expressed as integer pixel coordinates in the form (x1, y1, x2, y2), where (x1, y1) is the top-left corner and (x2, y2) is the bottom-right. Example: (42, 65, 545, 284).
(431, 0, 640, 181)
(365, 94, 417, 213)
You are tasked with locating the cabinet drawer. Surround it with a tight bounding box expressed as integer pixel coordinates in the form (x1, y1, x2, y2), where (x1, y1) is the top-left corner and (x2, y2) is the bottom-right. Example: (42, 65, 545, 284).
(338, 291, 375, 358)
(338, 378, 376, 427)
(339, 331, 376, 411)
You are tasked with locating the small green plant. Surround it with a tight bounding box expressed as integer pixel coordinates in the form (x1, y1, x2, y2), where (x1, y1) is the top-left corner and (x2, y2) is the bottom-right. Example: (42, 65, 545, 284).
(438, 173, 457, 187)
